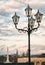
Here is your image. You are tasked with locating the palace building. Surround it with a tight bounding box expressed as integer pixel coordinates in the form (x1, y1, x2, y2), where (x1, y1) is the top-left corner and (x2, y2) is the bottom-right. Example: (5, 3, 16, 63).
(18, 54, 45, 65)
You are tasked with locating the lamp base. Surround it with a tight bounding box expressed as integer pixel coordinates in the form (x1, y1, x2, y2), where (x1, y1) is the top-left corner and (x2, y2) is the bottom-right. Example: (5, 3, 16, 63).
(4, 60, 12, 63)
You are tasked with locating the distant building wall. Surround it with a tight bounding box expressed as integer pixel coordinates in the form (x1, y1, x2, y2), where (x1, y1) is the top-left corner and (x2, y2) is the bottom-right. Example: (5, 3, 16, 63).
(18, 57, 45, 65)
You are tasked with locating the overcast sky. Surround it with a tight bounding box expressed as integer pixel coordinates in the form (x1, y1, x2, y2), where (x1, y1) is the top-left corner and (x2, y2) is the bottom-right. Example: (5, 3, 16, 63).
(0, 0, 45, 55)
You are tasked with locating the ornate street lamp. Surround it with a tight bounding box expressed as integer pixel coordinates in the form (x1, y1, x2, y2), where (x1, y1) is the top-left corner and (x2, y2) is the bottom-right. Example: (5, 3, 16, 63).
(35, 10, 43, 27)
(12, 5, 43, 64)
(25, 5, 32, 17)
(12, 12, 20, 28)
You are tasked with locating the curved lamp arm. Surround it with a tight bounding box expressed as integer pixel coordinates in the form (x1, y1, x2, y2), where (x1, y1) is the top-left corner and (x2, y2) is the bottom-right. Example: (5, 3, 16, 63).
(15, 25, 28, 33)
(31, 23, 40, 33)
(15, 22, 40, 34)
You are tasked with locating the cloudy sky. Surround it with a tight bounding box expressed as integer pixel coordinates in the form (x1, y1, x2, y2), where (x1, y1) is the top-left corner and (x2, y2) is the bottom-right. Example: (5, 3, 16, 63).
(0, 0, 45, 55)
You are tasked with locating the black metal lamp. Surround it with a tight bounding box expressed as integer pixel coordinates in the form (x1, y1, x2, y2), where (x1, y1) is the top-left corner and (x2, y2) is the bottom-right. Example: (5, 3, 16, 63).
(25, 5, 32, 17)
(12, 5, 43, 64)
(35, 10, 43, 27)
(12, 12, 20, 28)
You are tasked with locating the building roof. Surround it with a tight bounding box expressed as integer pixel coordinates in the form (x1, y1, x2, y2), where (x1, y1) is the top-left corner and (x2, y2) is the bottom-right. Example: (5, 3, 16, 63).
(31, 53, 45, 58)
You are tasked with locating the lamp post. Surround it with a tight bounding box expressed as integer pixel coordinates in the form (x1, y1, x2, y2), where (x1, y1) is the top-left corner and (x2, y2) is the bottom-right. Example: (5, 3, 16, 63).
(12, 5, 43, 64)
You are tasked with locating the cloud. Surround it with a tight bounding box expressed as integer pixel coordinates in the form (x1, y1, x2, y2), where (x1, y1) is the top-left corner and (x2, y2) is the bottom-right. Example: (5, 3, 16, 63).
(0, 11, 10, 17)
(0, 44, 45, 55)
(31, 45, 45, 55)
(0, 0, 45, 55)
(0, 0, 45, 13)
(0, 0, 45, 22)
(0, 0, 23, 13)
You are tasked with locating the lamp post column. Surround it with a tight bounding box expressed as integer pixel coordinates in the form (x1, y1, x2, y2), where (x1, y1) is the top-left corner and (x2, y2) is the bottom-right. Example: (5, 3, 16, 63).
(28, 17, 30, 64)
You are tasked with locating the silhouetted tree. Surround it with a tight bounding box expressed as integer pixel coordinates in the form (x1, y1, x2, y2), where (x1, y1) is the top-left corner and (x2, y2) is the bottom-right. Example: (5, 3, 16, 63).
(26, 49, 28, 57)
(22, 52, 25, 57)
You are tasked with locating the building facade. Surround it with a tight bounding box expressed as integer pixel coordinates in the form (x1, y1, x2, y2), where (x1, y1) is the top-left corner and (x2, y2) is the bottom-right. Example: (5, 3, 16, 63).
(18, 54, 45, 65)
